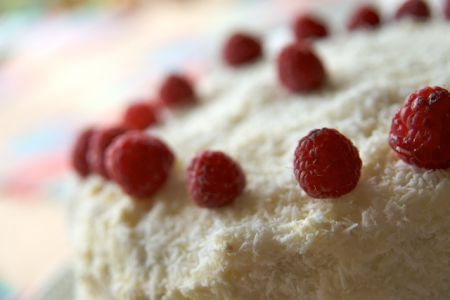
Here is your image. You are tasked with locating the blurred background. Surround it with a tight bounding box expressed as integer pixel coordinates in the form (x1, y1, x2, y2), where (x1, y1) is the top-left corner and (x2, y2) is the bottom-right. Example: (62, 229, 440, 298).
(0, 0, 328, 298)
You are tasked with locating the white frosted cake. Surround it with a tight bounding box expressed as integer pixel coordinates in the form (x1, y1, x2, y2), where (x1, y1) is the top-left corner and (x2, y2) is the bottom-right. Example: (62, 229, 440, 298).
(69, 1, 450, 299)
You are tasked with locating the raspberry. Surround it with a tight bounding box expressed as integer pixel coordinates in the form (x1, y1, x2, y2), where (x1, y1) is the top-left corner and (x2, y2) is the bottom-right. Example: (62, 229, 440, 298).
(158, 74, 196, 108)
(445, 0, 450, 20)
(293, 15, 328, 41)
(389, 86, 450, 169)
(222, 32, 263, 67)
(347, 5, 381, 31)
(395, 0, 431, 21)
(88, 126, 128, 179)
(187, 151, 246, 208)
(105, 132, 174, 198)
(277, 42, 326, 93)
(122, 101, 160, 130)
(72, 127, 95, 178)
(294, 128, 362, 199)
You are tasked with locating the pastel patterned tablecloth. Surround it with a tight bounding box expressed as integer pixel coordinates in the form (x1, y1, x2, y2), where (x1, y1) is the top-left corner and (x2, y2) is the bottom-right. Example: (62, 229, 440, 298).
(0, 0, 332, 298)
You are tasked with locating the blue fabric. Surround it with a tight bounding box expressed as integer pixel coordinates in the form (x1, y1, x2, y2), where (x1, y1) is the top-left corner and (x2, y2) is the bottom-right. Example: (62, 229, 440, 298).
(0, 280, 14, 298)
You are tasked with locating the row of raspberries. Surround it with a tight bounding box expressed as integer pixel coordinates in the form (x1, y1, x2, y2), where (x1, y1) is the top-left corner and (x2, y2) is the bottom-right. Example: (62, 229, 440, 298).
(72, 86, 450, 205)
(293, 0, 450, 40)
(73, 128, 246, 208)
(71, 0, 450, 207)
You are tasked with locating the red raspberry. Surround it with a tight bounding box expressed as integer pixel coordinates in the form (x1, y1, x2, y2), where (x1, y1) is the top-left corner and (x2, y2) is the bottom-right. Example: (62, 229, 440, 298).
(389, 86, 450, 169)
(72, 127, 95, 178)
(445, 0, 450, 20)
(293, 14, 328, 41)
(222, 32, 263, 67)
(277, 42, 326, 93)
(347, 5, 381, 31)
(294, 128, 362, 199)
(395, 0, 431, 21)
(187, 151, 246, 208)
(122, 101, 160, 130)
(88, 126, 128, 179)
(158, 74, 196, 108)
(105, 132, 174, 198)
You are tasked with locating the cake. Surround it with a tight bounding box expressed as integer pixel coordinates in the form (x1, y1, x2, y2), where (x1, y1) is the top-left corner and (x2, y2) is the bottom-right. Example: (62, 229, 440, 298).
(69, 1, 450, 299)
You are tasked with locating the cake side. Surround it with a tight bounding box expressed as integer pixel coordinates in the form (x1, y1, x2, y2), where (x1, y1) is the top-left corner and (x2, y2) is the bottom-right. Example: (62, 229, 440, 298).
(70, 19, 450, 300)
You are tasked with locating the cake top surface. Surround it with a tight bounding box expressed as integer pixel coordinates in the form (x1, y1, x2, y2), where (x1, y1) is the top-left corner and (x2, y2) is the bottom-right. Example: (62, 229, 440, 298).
(71, 2, 450, 299)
